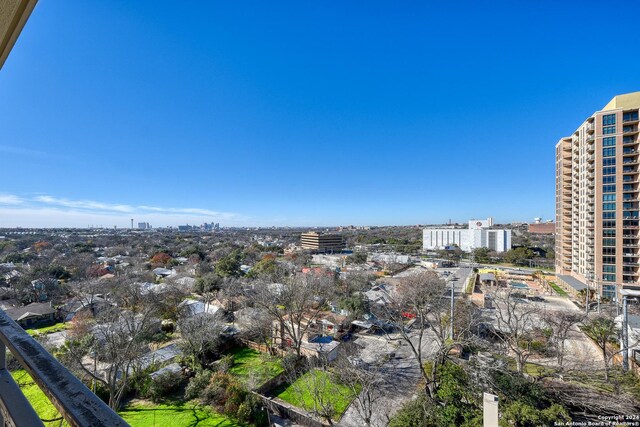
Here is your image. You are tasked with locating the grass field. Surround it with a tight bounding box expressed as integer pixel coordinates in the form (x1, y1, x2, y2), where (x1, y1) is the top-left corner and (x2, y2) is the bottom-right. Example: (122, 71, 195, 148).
(549, 282, 569, 297)
(26, 322, 68, 337)
(11, 369, 242, 427)
(11, 370, 69, 426)
(228, 347, 283, 385)
(275, 369, 358, 419)
(120, 401, 245, 427)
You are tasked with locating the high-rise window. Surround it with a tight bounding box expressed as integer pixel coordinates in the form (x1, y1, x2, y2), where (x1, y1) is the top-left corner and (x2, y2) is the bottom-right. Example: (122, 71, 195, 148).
(603, 126, 616, 134)
(603, 176, 616, 184)
(603, 158, 616, 166)
(602, 284, 616, 299)
(603, 148, 616, 157)
(603, 185, 616, 193)
(603, 136, 616, 146)
(603, 265, 616, 273)
(603, 194, 616, 201)
(603, 114, 616, 126)
(603, 167, 616, 175)
(603, 203, 616, 210)
(603, 274, 616, 282)
(603, 212, 616, 219)
(623, 111, 639, 122)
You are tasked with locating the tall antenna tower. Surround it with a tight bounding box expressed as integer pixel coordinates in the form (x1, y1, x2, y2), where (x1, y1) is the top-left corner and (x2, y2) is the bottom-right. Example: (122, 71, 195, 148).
(131, 218, 134, 229)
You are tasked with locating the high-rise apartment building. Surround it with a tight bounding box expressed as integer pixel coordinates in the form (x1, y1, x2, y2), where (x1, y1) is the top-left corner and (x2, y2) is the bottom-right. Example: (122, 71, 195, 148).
(556, 91, 640, 300)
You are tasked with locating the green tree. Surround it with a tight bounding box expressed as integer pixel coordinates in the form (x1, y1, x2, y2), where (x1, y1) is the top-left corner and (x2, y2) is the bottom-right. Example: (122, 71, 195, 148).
(500, 401, 570, 427)
(215, 250, 243, 277)
(194, 273, 223, 293)
(246, 254, 279, 279)
(472, 247, 490, 264)
(581, 316, 618, 381)
(504, 247, 534, 265)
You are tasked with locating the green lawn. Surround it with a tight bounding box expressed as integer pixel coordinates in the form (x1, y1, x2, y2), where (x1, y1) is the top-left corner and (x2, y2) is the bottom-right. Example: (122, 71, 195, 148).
(11, 370, 242, 427)
(26, 322, 68, 337)
(549, 282, 569, 297)
(228, 347, 283, 386)
(11, 370, 69, 426)
(120, 401, 245, 427)
(275, 369, 358, 419)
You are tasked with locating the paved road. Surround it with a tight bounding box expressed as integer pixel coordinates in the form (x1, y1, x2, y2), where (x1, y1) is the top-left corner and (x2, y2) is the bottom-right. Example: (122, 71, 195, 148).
(338, 332, 431, 427)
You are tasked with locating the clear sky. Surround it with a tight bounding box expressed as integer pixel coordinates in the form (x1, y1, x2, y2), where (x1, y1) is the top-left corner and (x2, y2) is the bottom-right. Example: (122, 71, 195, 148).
(2, 1, 640, 228)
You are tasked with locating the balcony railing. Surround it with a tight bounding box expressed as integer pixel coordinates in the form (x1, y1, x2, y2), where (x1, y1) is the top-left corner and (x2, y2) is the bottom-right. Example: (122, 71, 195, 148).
(0, 310, 128, 427)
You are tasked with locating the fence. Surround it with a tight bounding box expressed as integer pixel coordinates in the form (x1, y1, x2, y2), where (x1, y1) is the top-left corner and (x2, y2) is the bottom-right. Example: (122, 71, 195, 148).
(253, 392, 328, 427)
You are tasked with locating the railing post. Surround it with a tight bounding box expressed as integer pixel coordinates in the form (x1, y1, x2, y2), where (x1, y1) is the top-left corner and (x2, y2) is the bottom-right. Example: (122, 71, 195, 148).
(0, 340, 4, 427)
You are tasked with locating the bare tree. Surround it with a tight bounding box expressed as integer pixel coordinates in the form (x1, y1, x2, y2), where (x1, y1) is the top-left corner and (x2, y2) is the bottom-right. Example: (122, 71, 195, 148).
(61, 279, 160, 410)
(334, 355, 388, 427)
(62, 304, 157, 410)
(543, 311, 584, 368)
(235, 307, 273, 348)
(283, 357, 346, 426)
(375, 271, 449, 399)
(177, 312, 225, 368)
(488, 288, 539, 375)
(68, 278, 110, 317)
(249, 273, 331, 357)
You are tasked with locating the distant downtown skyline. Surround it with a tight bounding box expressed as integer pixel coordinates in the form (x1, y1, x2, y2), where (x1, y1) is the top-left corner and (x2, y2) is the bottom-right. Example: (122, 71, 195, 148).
(0, 192, 541, 228)
(3, 2, 640, 227)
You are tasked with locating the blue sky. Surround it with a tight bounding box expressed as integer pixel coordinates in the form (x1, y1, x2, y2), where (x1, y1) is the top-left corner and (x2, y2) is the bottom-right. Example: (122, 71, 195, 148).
(1, 1, 640, 227)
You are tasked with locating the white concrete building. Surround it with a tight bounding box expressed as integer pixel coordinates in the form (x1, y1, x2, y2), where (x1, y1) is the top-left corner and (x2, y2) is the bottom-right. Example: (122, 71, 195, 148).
(422, 218, 512, 253)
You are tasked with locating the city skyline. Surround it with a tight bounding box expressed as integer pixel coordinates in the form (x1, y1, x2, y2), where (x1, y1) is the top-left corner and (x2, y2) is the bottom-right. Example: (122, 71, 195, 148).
(3, 1, 640, 227)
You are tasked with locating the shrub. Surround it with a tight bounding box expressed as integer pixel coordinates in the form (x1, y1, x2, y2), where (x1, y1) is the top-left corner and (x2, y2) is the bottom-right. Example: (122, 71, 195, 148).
(185, 369, 212, 401)
(148, 370, 183, 402)
(237, 394, 269, 427)
(202, 372, 247, 416)
(216, 354, 234, 374)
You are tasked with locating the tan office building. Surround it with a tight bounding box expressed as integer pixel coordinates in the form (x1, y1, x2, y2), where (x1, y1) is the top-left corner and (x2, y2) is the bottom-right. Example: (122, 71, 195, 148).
(556, 92, 640, 300)
(300, 232, 345, 252)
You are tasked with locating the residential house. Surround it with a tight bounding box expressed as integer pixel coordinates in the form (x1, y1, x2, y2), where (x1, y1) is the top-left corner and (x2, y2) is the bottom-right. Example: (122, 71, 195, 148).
(4, 302, 57, 328)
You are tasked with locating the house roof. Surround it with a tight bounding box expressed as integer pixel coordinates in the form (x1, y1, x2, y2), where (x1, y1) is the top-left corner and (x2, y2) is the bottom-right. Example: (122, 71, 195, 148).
(178, 299, 220, 317)
(557, 275, 587, 291)
(4, 302, 56, 321)
(479, 273, 496, 282)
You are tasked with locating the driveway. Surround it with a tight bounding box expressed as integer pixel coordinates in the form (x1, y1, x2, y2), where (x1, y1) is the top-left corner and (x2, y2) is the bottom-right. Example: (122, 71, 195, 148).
(339, 332, 433, 427)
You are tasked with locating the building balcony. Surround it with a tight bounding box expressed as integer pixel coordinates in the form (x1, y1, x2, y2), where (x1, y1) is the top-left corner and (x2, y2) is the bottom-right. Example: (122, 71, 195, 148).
(0, 311, 127, 426)
(623, 126, 638, 134)
(586, 134, 595, 142)
(624, 112, 640, 123)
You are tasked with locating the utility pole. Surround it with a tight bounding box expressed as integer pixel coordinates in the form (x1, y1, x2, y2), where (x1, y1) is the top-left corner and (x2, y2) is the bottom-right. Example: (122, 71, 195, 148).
(450, 278, 456, 339)
(585, 286, 589, 316)
(623, 293, 629, 372)
(619, 289, 640, 372)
